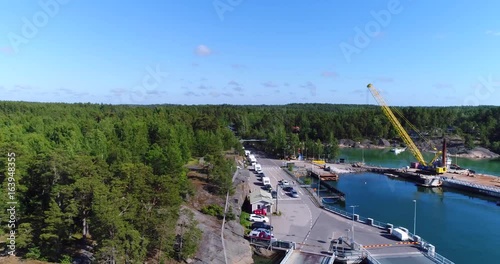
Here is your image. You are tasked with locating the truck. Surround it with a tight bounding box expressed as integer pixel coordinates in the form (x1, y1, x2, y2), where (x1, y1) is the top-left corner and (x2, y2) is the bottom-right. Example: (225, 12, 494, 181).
(262, 176, 271, 186)
(391, 227, 410, 241)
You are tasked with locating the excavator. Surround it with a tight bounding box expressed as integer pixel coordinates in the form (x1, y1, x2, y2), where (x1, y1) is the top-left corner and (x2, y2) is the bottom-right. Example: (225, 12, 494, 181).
(367, 83, 447, 174)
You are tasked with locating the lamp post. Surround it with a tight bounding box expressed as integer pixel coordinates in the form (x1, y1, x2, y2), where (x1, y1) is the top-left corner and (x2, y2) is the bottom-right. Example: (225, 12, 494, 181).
(350, 205, 359, 243)
(276, 183, 279, 213)
(413, 200, 417, 235)
(317, 176, 320, 198)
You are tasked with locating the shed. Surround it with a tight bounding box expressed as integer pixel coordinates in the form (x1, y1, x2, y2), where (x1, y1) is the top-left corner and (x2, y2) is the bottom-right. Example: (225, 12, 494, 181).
(248, 189, 274, 213)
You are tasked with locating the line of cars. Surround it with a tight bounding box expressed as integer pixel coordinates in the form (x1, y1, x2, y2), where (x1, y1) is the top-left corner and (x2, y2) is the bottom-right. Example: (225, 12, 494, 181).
(278, 179, 299, 198)
(247, 214, 275, 241)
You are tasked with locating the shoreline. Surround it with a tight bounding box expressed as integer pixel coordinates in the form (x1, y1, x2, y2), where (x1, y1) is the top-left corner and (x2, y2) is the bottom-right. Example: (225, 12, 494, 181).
(338, 145, 500, 160)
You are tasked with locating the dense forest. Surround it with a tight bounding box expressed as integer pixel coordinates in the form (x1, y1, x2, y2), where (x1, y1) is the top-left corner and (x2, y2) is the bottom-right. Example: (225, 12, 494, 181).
(0, 102, 240, 262)
(1, 102, 499, 262)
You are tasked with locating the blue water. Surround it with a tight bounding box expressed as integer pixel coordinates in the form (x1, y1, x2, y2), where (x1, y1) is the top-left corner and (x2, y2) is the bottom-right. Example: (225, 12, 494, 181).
(339, 148, 500, 177)
(322, 149, 500, 264)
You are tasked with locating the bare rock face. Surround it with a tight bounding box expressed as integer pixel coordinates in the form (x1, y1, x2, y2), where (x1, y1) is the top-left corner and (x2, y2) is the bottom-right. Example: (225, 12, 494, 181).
(189, 169, 254, 264)
(339, 139, 355, 147)
(464, 147, 500, 159)
(378, 138, 391, 147)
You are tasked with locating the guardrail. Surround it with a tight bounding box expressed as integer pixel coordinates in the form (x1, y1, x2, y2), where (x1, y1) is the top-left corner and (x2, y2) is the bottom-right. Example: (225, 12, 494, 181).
(423, 251, 455, 264)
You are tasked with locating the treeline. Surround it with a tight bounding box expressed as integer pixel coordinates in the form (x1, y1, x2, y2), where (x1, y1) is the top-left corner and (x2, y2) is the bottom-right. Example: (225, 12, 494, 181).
(0, 102, 240, 262)
(215, 104, 500, 156)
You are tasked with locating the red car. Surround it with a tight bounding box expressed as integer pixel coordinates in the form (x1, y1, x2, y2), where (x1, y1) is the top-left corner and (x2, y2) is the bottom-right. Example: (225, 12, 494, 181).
(253, 209, 267, 216)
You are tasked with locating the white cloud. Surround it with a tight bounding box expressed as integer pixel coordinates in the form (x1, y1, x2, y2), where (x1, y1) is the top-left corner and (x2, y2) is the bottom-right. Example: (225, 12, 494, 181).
(195, 45, 212, 56)
(486, 30, 500, 36)
(261, 81, 279, 88)
(300, 81, 316, 96)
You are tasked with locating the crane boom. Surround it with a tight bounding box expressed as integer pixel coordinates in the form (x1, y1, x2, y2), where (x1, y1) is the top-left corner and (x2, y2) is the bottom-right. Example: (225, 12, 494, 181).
(367, 84, 427, 166)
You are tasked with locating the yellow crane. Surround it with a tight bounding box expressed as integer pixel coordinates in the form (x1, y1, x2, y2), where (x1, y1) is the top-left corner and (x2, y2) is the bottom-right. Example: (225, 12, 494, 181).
(367, 84, 446, 174)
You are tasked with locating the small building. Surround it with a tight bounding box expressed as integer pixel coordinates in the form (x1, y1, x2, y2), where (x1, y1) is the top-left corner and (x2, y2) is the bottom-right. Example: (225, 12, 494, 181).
(248, 189, 274, 213)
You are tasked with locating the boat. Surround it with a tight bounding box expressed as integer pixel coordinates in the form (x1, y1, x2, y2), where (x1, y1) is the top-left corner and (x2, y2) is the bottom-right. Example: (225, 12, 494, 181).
(390, 147, 406, 154)
(416, 176, 442, 187)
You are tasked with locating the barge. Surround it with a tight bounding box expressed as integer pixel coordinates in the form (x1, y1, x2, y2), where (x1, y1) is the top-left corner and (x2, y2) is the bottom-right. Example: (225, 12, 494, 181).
(441, 178, 500, 198)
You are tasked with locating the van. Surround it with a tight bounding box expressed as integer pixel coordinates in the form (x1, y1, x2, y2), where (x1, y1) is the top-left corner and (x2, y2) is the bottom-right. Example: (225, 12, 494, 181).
(262, 176, 271, 186)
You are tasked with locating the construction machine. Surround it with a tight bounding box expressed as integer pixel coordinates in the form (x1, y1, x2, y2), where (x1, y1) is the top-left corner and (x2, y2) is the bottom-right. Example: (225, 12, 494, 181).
(367, 83, 447, 174)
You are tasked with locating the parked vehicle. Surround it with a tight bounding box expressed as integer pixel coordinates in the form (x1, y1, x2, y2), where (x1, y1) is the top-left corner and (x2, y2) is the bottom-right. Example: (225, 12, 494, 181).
(253, 208, 267, 216)
(263, 184, 272, 192)
(249, 228, 275, 240)
(391, 227, 410, 241)
(279, 179, 290, 186)
(282, 186, 293, 192)
(254, 163, 262, 172)
(290, 189, 299, 198)
(251, 222, 273, 230)
(248, 214, 269, 222)
(245, 150, 251, 157)
(271, 190, 277, 199)
(262, 176, 271, 186)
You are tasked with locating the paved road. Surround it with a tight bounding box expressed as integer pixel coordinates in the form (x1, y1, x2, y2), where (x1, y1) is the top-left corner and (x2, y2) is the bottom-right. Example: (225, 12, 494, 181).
(248, 154, 437, 264)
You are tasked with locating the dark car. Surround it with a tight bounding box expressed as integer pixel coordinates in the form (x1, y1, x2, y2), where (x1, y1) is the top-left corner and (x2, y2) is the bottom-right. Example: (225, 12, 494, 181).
(263, 184, 272, 192)
(251, 222, 273, 231)
(282, 186, 293, 192)
(271, 190, 277, 199)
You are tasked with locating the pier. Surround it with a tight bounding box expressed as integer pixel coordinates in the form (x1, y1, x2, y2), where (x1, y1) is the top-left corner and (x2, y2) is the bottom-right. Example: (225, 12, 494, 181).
(308, 167, 345, 201)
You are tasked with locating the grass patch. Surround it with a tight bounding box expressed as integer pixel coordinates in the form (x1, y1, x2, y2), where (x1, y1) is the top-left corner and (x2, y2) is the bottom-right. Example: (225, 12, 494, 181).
(240, 211, 252, 234)
(303, 177, 312, 185)
(186, 158, 199, 166)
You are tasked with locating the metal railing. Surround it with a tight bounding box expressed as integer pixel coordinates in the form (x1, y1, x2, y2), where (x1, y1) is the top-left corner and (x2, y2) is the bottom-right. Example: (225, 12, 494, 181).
(424, 251, 455, 264)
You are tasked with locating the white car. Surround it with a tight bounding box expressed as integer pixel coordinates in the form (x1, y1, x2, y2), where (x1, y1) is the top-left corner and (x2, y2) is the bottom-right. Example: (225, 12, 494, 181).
(248, 214, 269, 223)
(279, 180, 290, 186)
(249, 228, 275, 240)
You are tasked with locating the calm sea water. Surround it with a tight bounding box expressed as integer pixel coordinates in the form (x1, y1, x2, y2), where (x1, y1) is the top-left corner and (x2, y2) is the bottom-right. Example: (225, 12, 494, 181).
(339, 148, 500, 177)
(324, 149, 500, 264)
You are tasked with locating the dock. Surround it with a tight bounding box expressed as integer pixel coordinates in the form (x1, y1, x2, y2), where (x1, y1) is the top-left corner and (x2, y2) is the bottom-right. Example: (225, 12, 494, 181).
(308, 168, 345, 201)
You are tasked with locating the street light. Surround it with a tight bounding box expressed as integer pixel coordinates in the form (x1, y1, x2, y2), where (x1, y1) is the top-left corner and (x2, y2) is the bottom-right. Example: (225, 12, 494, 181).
(275, 183, 279, 213)
(413, 200, 417, 235)
(350, 205, 359, 243)
(317, 176, 320, 198)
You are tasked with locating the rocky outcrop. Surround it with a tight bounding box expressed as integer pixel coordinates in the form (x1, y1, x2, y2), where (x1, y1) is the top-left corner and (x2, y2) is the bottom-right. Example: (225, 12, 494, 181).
(189, 169, 253, 264)
(339, 139, 355, 147)
(378, 138, 391, 147)
(457, 147, 500, 159)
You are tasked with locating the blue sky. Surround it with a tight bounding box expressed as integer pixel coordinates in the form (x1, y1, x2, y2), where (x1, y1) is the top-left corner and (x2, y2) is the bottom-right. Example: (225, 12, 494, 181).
(1, 0, 500, 106)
